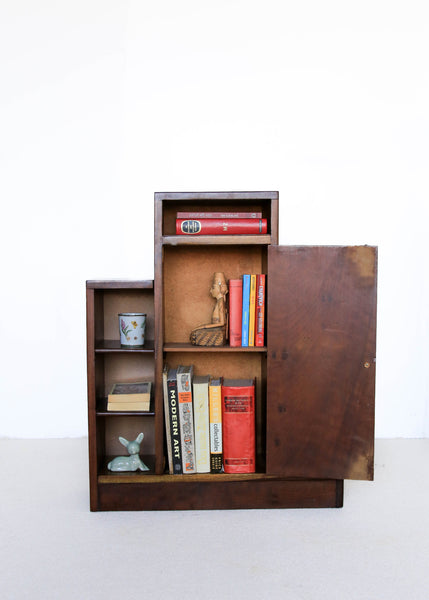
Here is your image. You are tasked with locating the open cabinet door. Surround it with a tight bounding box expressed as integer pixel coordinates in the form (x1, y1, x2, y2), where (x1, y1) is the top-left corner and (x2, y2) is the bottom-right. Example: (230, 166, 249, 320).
(266, 246, 377, 480)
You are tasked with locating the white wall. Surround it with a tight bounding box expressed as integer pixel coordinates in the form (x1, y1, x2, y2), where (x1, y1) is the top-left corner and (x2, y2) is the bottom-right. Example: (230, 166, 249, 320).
(1, 1, 428, 438)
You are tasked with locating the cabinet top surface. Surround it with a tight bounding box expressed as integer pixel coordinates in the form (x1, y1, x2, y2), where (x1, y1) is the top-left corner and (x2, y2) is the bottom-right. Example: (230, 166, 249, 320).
(154, 191, 279, 201)
(86, 280, 153, 289)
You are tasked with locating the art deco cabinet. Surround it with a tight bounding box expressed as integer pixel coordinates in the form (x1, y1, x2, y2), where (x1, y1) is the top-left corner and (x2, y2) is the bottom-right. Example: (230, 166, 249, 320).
(86, 191, 377, 510)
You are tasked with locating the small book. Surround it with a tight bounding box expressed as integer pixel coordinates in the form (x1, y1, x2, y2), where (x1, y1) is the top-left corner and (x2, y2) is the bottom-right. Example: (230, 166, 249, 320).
(177, 211, 262, 219)
(248, 274, 257, 346)
(241, 275, 251, 347)
(209, 377, 223, 473)
(177, 365, 196, 474)
(221, 378, 255, 474)
(193, 375, 211, 473)
(255, 274, 266, 347)
(166, 368, 182, 474)
(229, 279, 242, 347)
(107, 382, 151, 411)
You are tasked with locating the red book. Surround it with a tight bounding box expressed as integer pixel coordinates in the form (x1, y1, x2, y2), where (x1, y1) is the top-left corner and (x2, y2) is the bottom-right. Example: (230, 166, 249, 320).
(176, 218, 267, 235)
(255, 274, 266, 347)
(228, 279, 243, 347)
(177, 211, 262, 219)
(221, 379, 255, 474)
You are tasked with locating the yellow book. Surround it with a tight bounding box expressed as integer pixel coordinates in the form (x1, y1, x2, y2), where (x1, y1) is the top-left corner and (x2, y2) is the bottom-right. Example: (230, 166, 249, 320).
(248, 274, 257, 346)
(209, 377, 223, 472)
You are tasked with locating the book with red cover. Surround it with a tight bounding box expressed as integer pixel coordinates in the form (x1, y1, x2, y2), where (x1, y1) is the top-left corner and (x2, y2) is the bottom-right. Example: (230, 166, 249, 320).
(228, 279, 243, 347)
(177, 211, 262, 219)
(255, 274, 266, 347)
(221, 378, 255, 474)
(176, 219, 267, 235)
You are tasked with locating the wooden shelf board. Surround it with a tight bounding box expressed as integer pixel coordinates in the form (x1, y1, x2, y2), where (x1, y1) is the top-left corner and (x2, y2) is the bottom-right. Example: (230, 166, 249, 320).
(162, 235, 272, 246)
(87, 280, 153, 289)
(163, 343, 267, 353)
(95, 339, 155, 353)
(99, 471, 282, 484)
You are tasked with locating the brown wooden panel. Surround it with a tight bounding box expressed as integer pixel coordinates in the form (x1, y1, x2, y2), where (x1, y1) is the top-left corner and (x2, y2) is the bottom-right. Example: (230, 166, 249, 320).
(267, 246, 377, 481)
(96, 478, 343, 510)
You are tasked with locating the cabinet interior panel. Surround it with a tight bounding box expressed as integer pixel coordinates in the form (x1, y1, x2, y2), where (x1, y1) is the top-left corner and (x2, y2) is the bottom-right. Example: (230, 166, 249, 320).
(101, 354, 154, 397)
(103, 416, 155, 457)
(97, 290, 154, 342)
(163, 245, 266, 344)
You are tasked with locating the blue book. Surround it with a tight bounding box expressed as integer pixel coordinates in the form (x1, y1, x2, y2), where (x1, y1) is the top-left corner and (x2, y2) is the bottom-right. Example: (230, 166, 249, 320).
(241, 274, 251, 347)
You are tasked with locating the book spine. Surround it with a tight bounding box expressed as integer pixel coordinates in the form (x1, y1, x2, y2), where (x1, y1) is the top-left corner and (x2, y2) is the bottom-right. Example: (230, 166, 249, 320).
(176, 219, 267, 235)
(177, 367, 196, 474)
(177, 211, 262, 219)
(221, 382, 255, 474)
(163, 365, 173, 474)
(248, 274, 257, 346)
(193, 380, 211, 473)
(241, 275, 250, 347)
(255, 274, 266, 347)
(209, 379, 223, 473)
(228, 279, 243, 347)
(167, 373, 182, 474)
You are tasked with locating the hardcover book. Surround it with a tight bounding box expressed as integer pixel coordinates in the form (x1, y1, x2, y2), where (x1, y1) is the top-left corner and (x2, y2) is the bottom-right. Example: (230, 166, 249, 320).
(177, 211, 262, 219)
(166, 368, 183, 474)
(163, 364, 173, 474)
(193, 375, 211, 473)
(228, 279, 243, 347)
(221, 378, 255, 474)
(248, 274, 257, 346)
(209, 377, 223, 473)
(177, 365, 196, 474)
(255, 274, 266, 347)
(176, 218, 267, 235)
(241, 275, 251, 347)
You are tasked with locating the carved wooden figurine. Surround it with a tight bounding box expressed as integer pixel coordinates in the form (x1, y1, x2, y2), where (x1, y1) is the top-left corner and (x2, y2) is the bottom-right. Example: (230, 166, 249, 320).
(190, 272, 228, 346)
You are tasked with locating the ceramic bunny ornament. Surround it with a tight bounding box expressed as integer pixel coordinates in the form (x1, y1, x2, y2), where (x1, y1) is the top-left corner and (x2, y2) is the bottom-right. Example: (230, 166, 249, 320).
(107, 433, 149, 472)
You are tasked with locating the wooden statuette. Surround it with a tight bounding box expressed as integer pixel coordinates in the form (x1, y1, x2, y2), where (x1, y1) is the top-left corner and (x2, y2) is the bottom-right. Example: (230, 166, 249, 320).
(190, 272, 228, 346)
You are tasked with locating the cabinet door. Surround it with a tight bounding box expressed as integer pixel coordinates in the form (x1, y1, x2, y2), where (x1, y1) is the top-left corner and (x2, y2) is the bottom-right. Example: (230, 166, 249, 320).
(266, 246, 377, 480)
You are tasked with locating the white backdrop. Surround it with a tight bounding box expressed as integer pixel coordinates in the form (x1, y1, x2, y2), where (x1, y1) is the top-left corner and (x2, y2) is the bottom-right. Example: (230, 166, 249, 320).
(0, 1, 428, 438)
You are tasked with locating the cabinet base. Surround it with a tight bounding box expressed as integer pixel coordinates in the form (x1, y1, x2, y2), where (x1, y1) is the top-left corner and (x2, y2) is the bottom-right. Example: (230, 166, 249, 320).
(94, 478, 343, 511)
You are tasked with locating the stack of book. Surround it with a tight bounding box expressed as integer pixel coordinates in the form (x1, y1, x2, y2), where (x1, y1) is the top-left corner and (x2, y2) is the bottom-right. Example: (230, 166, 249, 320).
(229, 274, 266, 347)
(163, 365, 255, 475)
(176, 211, 267, 235)
(107, 382, 152, 412)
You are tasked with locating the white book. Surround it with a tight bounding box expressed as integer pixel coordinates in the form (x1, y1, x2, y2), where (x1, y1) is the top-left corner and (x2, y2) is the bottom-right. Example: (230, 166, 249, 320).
(193, 375, 211, 473)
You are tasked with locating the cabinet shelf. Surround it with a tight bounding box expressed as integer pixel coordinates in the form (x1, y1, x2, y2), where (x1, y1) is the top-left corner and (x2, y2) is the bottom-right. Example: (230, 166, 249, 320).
(163, 343, 267, 353)
(162, 234, 272, 246)
(95, 339, 155, 353)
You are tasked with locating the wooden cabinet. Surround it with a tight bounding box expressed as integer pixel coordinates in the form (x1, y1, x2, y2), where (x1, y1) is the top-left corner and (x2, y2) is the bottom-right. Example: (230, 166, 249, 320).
(86, 192, 377, 511)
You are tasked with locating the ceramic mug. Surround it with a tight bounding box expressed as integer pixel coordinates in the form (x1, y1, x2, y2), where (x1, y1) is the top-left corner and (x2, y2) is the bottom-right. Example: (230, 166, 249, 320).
(118, 313, 146, 347)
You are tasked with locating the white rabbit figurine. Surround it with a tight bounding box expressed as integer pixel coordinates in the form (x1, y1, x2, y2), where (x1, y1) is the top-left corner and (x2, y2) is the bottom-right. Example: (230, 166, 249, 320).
(107, 433, 149, 471)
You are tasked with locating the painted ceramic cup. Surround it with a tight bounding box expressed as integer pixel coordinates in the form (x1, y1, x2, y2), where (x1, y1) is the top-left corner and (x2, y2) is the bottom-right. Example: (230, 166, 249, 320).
(118, 313, 146, 347)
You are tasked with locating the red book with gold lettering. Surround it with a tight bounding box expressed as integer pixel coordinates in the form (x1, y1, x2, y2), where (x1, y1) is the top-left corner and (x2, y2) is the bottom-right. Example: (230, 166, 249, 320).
(221, 379, 255, 473)
(176, 218, 267, 235)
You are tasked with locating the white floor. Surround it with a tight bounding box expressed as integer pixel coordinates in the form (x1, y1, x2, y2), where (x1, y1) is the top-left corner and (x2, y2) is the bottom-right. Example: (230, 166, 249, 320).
(1, 439, 428, 600)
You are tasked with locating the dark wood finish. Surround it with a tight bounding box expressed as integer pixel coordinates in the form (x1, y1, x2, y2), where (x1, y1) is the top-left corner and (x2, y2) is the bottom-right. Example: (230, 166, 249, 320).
(87, 192, 376, 511)
(266, 246, 377, 481)
(97, 478, 343, 510)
